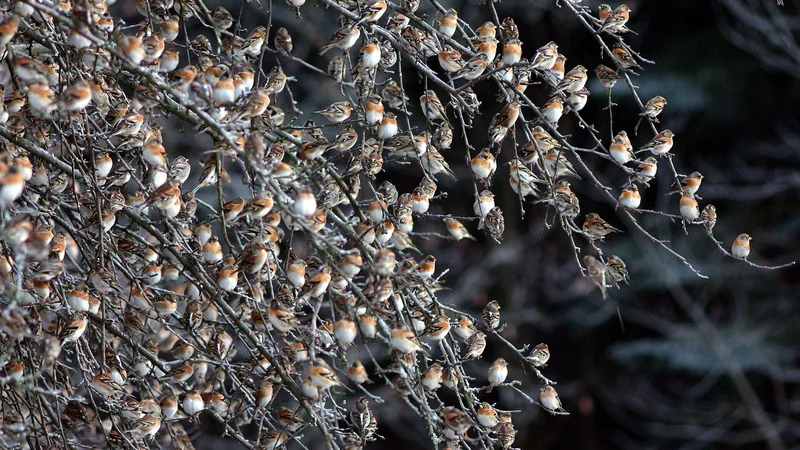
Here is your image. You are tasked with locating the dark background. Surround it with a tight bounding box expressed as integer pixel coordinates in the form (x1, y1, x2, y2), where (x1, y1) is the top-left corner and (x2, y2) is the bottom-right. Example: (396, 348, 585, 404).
(118, 0, 800, 447)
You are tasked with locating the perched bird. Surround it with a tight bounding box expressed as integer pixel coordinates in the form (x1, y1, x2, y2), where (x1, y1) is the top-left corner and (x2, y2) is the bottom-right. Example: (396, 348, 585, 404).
(612, 42, 642, 70)
(732, 233, 752, 260)
(444, 217, 476, 241)
(319, 26, 361, 55)
(482, 300, 501, 330)
(632, 157, 658, 185)
(275, 27, 293, 55)
(554, 65, 588, 94)
(438, 45, 464, 73)
(670, 171, 703, 196)
(619, 184, 641, 209)
(476, 402, 499, 428)
(584, 255, 609, 300)
(452, 53, 489, 81)
(526, 343, 551, 368)
(700, 204, 717, 231)
(598, 4, 632, 34)
(596, 64, 622, 91)
(531, 41, 559, 71)
(310, 359, 343, 390)
(679, 194, 700, 222)
(609, 130, 634, 164)
(606, 255, 629, 286)
(640, 96, 668, 122)
(540, 385, 566, 414)
(439, 9, 458, 37)
(316, 101, 353, 123)
(582, 213, 622, 241)
(441, 407, 474, 440)
(391, 327, 424, 353)
(638, 129, 674, 156)
(471, 149, 497, 183)
(487, 358, 508, 393)
(540, 96, 564, 126)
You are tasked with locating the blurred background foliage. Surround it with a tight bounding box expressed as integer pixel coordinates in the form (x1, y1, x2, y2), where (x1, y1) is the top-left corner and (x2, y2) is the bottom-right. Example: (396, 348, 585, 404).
(115, 0, 800, 448)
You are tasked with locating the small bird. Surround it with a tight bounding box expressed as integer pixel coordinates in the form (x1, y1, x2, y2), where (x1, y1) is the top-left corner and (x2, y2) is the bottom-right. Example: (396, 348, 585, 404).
(732, 233, 752, 260)
(476, 21, 497, 39)
(670, 171, 703, 196)
(596, 64, 622, 91)
(444, 217, 476, 241)
(584, 255, 609, 300)
(359, 39, 382, 70)
(598, 4, 612, 21)
(619, 184, 641, 209)
(598, 4, 631, 34)
(582, 213, 622, 241)
(422, 363, 444, 391)
(540, 385, 566, 414)
(439, 9, 458, 37)
(679, 194, 700, 222)
(487, 358, 508, 393)
(497, 422, 517, 449)
(502, 39, 523, 65)
(544, 149, 581, 179)
(632, 157, 658, 185)
(59, 313, 88, 345)
(471, 149, 497, 183)
(275, 27, 293, 55)
(463, 330, 487, 359)
(606, 255, 629, 286)
(420, 90, 449, 123)
(317, 101, 353, 123)
(701, 204, 717, 231)
(476, 402, 499, 428)
(182, 390, 204, 416)
(391, 327, 424, 353)
(566, 88, 590, 113)
(347, 360, 371, 384)
(438, 45, 464, 73)
(609, 130, 634, 164)
(484, 207, 505, 242)
(612, 42, 642, 70)
(128, 415, 162, 441)
(526, 343, 551, 368)
(640, 96, 668, 122)
(638, 129, 674, 156)
(530, 41, 558, 71)
(378, 112, 399, 140)
(473, 190, 496, 220)
(310, 359, 343, 390)
(482, 300, 501, 330)
(441, 407, 474, 440)
(452, 53, 489, 81)
(540, 96, 564, 126)
(501, 17, 519, 40)
(554, 65, 588, 94)
(319, 26, 361, 55)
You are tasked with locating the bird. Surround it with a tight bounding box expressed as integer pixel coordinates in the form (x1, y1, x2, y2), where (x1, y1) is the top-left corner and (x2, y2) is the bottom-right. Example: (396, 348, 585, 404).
(609, 130, 634, 164)
(483, 300, 501, 330)
(584, 255, 609, 300)
(598, 4, 632, 34)
(476, 402, 499, 428)
(438, 45, 464, 73)
(422, 363, 444, 391)
(612, 42, 642, 70)
(452, 53, 489, 81)
(540, 96, 564, 126)
(471, 148, 497, 183)
(441, 407, 475, 440)
(540, 385, 566, 414)
(670, 171, 703, 196)
(487, 358, 508, 393)
(439, 9, 458, 37)
(679, 194, 700, 222)
(473, 190, 496, 221)
(596, 64, 622, 91)
(554, 65, 588, 94)
(732, 233, 752, 260)
(640, 96, 668, 122)
(526, 343, 551, 368)
(310, 359, 343, 390)
(319, 25, 361, 55)
(701, 204, 717, 231)
(444, 217, 476, 241)
(391, 327, 424, 353)
(638, 129, 674, 156)
(582, 213, 622, 241)
(275, 27, 293, 55)
(502, 39, 523, 65)
(619, 184, 641, 209)
(531, 41, 559, 71)
(632, 157, 658, 185)
(316, 101, 353, 123)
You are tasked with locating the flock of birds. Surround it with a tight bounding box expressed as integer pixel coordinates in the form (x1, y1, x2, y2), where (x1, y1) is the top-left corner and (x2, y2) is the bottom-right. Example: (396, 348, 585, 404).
(0, 0, 760, 449)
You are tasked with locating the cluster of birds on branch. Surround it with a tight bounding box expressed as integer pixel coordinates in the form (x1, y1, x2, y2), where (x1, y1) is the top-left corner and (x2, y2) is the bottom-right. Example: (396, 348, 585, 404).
(0, 0, 763, 448)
